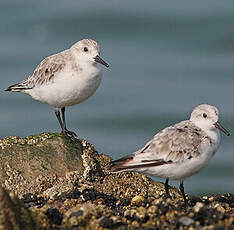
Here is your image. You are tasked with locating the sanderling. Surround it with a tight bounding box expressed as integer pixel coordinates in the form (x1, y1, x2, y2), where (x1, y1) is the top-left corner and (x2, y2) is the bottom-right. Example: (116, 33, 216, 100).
(5, 39, 109, 138)
(111, 104, 230, 205)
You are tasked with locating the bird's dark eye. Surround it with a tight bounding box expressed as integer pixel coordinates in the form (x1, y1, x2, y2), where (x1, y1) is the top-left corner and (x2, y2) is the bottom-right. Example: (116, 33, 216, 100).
(84, 47, 88, 52)
(203, 113, 207, 118)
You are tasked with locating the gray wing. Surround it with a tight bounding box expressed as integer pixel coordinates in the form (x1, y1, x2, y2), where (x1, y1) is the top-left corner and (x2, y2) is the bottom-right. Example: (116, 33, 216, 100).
(112, 120, 208, 171)
(5, 51, 68, 91)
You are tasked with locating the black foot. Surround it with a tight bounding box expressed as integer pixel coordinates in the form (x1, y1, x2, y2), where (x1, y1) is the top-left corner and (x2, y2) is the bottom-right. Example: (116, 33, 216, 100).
(162, 192, 172, 200)
(182, 195, 188, 208)
(62, 129, 77, 141)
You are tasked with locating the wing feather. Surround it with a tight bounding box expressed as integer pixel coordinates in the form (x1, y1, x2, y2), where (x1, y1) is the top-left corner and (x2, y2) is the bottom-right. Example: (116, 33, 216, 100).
(111, 120, 208, 172)
(5, 50, 69, 91)
(23, 51, 68, 88)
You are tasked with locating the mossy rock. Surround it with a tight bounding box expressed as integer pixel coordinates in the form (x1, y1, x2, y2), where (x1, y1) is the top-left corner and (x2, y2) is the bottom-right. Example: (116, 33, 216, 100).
(1, 133, 232, 229)
(0, 133, 84, 196)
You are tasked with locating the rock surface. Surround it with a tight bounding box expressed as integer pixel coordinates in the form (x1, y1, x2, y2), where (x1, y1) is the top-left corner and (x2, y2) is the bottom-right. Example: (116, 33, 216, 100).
(0, 133, 84, 197)
(0, 133, 233, 229)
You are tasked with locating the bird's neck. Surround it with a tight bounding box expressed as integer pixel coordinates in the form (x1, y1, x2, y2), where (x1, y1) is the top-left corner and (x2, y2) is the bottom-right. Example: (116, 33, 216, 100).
(192, 120, 220, 144)
(206, 129, 221, 145)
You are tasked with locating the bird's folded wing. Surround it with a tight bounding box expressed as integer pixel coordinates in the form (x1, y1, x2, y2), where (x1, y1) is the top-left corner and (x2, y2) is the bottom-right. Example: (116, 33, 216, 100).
(18, 51, 68, 89)
(111, 121, 208, 171)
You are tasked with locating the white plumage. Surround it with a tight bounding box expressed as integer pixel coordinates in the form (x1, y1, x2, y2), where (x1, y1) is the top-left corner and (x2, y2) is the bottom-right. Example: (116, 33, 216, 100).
(5, 39, 109, 137)
(112, 104, 230, 205)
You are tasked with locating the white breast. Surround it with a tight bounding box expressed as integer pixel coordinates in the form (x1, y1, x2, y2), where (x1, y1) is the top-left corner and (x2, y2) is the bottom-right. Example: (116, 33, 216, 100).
(28, 65, 102, 108)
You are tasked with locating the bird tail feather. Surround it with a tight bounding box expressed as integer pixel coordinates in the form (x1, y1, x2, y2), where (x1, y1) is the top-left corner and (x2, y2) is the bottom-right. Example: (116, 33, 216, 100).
(5, 83, 31, 92)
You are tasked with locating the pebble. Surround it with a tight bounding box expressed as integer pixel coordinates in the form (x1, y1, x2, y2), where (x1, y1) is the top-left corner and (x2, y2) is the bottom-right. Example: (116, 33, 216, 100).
(131, 195, 144, 205)
(193, 202, 204, 212)
(179, 216, 194, 226)
(99, 216, 114, 228)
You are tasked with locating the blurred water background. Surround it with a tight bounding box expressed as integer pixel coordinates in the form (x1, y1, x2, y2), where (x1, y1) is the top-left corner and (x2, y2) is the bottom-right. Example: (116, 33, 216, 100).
(0, 0, 233, 195)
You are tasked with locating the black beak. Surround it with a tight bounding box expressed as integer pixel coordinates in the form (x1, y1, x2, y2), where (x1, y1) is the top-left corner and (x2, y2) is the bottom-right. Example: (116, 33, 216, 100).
(94, 55, 109, 67)
(214, 121, 230, 136)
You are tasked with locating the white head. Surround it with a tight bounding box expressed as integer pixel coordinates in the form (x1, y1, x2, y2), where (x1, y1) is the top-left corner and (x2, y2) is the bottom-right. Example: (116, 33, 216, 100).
(190, 104, 230, 136)
(70, 39, 109, 67)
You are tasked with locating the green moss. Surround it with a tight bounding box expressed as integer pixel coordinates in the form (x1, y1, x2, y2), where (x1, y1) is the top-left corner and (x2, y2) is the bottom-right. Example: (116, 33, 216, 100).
(41, 162, 49, 171)
(0, 132, 84, 196)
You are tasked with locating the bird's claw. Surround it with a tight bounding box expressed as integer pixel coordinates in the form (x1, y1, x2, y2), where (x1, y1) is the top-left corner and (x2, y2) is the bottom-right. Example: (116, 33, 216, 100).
(62, 129, 78, 142)
(162, 192, 172, 200)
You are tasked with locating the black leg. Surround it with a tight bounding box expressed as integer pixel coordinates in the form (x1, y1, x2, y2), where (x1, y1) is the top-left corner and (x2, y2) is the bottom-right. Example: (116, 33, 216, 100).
(55, 109, 64, 131)
(179, 181, 188, 206)
(61, 107, 67, 130)
(164, 179, 172, 198)
(60, 107, 77, 138)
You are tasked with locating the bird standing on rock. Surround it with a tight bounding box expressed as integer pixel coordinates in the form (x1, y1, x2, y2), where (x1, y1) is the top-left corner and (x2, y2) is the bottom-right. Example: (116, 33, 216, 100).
(5, 39, 109, 138)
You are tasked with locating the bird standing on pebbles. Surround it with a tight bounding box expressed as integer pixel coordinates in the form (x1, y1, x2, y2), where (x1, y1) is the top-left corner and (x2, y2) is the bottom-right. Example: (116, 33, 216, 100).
(111, 104, 230, 205)
(5, 39, 109, 138)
